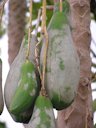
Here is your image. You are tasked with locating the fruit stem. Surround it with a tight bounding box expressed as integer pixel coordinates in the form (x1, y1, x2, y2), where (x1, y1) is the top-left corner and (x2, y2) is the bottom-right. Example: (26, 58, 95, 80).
(41, 0, 49, 97)
(34, 9, 43, 82)
(26, 0, 33, 60)
(60, 0, 63, 12)
(41, 5, 54, 10)
(41, 0, 46, 34)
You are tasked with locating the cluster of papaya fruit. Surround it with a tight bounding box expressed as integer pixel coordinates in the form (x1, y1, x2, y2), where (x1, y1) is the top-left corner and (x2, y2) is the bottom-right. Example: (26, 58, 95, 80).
(0, 0, 80, 127)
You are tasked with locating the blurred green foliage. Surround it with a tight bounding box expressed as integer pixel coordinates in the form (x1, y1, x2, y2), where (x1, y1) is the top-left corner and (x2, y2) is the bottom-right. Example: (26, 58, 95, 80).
(0, 25, 5, 38)
(0, 122, 6, 128)
(32, 1, 53, 26)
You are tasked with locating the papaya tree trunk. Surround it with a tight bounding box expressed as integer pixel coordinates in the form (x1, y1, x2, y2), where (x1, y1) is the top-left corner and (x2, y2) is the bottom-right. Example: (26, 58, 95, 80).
(57, 0, 93, 128)
(8, 0, 26, 65)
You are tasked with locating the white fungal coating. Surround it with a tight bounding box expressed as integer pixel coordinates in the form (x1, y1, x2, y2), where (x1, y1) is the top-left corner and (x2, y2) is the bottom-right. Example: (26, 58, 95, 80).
(33, 108, 40, 118)
(4, 36, 37, 122)
(40, 124, 46, 128)
(24, 83, 29, 91)
(45, 108, 56, 128)
(27, 73, 32, 78)
(30, 89, 36, 96)
(32, 72, 35, 79)
(40, 21, 80, 109)
(27, 108, 41, 128)
(18, 79, 21, 87)
(31, 117, 40, 128)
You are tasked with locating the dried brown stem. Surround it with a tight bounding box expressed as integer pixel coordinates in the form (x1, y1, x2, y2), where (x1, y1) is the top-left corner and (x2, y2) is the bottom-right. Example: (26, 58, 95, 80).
(34, 9, 42, 81)
(41, 0, 49, 97)
(26, 0, 33, 60)
(60, 0, 63, 12)
(41, 5, 54, 10)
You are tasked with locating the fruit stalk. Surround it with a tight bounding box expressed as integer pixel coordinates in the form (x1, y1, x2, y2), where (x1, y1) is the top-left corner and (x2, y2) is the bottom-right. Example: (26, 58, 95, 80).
(41, 0, 49, 97)
(59, 0, 63, 12)
(26, 0, 33, 60)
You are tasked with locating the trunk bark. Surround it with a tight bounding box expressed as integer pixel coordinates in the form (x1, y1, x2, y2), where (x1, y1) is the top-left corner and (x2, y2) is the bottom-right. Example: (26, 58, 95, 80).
(57, 0, 93, 128)
(8, 0, 26, 65)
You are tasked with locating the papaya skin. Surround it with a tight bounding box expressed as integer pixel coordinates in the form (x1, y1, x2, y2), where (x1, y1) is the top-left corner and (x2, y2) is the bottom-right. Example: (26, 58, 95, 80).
(48, 0, 70, 30)
(48, 12, 68, 30)
(40, 1, 80, 110)
(24, 95, 57, 128)
(51, 92, 74, 110)
(4, 35, 41, 123)
(10, 60, 39, 115)
(11, 108, 33, 123)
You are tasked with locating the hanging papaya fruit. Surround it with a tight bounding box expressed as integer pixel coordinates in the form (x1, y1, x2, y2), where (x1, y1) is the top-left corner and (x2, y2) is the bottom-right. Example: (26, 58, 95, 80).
(0, 59, 4, 114)
(24, 95, 57, 128)
(4, 35, 40, 123)
(40, 1, 80, 110)
(9, 59, 38, 114)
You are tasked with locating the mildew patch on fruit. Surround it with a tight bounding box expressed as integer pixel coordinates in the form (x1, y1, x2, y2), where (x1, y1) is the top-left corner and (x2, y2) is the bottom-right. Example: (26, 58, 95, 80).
(30, 108, 41, 128)
(34, 108, 40, 117)
(32, 72, 35, 79)
(43, 108, 56, 128)
(24, 83, 28, 90)
(41, 124, 47, 128)
(27, 72, 32, 78)
(45, 109, 54, 118)
(31, 116, 40, 128)
(18, 79, 21, 87)
(30, 89, 36, 96)
(38, 112, 51, 128)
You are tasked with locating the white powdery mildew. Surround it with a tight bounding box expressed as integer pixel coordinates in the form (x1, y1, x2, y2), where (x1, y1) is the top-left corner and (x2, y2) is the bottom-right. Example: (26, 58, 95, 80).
(18, 79, 21, 87)
(32, 72, 35, 79)
(27, 72, 32, 78)
(24, 83, 29, 90)
(30, 89, 36, 96)
(40, 124, 46, 128)
(31, 108, 41, 128)
(45, 108, 56, 128)
(31, 116, 40, 128)
(33, 108, 40, 117)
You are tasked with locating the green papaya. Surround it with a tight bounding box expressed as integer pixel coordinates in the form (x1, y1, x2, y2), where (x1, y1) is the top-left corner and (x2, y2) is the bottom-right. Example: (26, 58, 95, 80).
(0, 59, 4, 114)
(24, 95, 57, 128)
(4, 35, 40, 123)
(40, 1, 80, 110)
(10, 60, 38, 114)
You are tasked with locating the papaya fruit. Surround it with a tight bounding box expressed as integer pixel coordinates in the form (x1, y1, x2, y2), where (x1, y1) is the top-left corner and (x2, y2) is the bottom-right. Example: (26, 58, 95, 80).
(40, 1, 80, 110)
(0, 59, 4, 114)
(10, 60, 38, 114)
(24, 95, 56, 128)
(4, 35, 40, 123)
